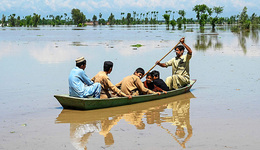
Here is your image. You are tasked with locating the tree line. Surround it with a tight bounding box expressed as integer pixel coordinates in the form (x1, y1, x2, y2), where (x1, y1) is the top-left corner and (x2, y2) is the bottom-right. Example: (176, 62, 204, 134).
(1, 5, 259, 31)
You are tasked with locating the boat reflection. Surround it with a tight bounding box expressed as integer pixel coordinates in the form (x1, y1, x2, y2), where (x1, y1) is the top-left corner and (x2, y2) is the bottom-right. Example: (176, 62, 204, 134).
(56, 92, 195, 149)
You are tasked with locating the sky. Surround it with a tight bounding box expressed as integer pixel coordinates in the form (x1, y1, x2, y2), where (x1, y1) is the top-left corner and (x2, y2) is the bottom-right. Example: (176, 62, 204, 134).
(0, 0, 259, 20)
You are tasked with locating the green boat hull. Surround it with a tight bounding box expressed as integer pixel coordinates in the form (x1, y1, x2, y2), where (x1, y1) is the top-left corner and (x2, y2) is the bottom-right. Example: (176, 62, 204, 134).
(54, 79, 196, 110)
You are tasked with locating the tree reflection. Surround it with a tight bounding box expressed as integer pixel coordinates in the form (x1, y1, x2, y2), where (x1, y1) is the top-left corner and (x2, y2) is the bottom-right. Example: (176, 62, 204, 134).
(233, 29, 259, 54)
(251, 29, 259, 43)
(194, 34, 223, 51)
(56, 92, 195, 149)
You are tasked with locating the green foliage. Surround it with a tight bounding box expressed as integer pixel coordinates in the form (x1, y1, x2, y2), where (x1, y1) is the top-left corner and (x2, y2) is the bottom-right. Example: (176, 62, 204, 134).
(1, 14, 6, 26)
(251, 13, 260, 29)
(231, 25, 240, 32)
(239, 7, 251, 30)
(9, 14, 16, 27)
(126, 13, 131, 25)
(177, 17, 182, 29)
(0, 6, 258, 29)
(98, 18, 106, 25)
(178, 10, 186, 18)
(131, 44, 143, 48)
(71, 8, 86, 26)
(32, 13, 41, 27)
(163, 14, 170, 28)
(193, 4, 212, 27)
(210, 17, 218, 29)
(213, 6, 224, 16)
(25, 15, 32, 27)
(170, 19, 176, 30)
(92, 15, 97, 25)
(108, 13, 115, 25)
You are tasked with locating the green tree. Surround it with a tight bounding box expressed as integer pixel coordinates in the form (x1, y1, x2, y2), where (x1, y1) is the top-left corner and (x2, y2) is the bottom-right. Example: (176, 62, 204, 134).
(64, 13, 67, 24)
(170, 19, 177, 30)
(71, 8, 86, 26)
(239, 7, 250, 30)
(92, 15, 97, 25)
(1, 14, 6, 27)
(32, 13, 41, 27)
(16, 16, 21, 26)
(98, 13, 106, 25)
(25, 15, 32, 27)
(55, 15, 61, 25)
(163, 14, 170, 29)
(126, 13, 131, 25)
(9, 14, 16, 27)
(133, 11, 136, 23)
(228, 15, 236, 24)
(108, 13, 115, 25)
(178, 10, 186, 29)
(209, 6, 224, 29)
(193, 4, 212, 28)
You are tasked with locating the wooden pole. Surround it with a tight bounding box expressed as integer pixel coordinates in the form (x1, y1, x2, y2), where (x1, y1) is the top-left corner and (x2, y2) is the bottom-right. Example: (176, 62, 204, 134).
(142, 41, 181, 78)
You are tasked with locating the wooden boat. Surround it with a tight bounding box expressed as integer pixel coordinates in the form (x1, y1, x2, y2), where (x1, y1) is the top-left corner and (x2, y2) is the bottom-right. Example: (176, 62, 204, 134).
(54, 79, 196, 110)
(56, 92, 195, 124)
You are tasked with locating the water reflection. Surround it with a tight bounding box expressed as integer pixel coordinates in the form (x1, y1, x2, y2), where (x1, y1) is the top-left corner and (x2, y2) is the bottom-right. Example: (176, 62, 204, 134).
(194, 34, 223, 51)
(56, 92, 195, 149)
(233, 29, 259, 54)
(161, 98, 192, 148)
(194, 27, 259, 54)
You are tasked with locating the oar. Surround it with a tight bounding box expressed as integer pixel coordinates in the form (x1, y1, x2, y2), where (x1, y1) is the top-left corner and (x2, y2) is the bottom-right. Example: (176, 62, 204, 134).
(142, 41, 181, 78)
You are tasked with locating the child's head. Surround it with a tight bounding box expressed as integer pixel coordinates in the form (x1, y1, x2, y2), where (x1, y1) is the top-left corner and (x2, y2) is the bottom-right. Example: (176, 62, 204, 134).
(134, 67, 145, 78)
(145, 72, 153, 83)
(151, 70, 160, 79)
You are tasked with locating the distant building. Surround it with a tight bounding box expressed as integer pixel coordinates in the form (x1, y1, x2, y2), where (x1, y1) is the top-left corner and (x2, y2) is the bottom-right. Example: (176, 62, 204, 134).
(85, 21, 98, 26)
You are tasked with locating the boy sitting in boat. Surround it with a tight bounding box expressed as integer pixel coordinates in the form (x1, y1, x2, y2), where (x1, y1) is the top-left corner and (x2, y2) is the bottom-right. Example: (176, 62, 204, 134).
(115, 68, 160, 96)
(151, 70, 170, 91)
(143, 72, 167, 93)
(68, 57, 101, 98)
(91, 61, 132, 99)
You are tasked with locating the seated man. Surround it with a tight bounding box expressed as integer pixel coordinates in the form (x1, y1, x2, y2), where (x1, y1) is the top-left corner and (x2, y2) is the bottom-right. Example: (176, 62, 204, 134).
(116, 68, 160, 96)
(91, 61, 132, 99)
(151, 70, 170, 91)
(68, 57, 101, 98)
(143, 72, 167, 93)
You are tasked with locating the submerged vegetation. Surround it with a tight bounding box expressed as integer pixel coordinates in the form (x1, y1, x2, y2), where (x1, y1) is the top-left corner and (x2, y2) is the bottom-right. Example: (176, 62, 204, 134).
(131, 44, 143, 48)
(1, 5, 259, 31)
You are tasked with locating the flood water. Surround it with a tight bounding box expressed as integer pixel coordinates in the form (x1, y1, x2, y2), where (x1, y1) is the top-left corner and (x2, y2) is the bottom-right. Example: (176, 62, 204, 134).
(0, 25, 260, 150)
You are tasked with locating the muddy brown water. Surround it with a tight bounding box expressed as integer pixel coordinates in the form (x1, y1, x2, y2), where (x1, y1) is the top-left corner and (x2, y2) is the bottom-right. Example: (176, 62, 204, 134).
(0, 25, 260, 150)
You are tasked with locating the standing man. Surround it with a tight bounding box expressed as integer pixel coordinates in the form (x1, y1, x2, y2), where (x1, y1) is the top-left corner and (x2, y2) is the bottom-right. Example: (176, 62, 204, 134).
(116, 68, 160, 96)
(91, 61, 132, 99)
(156, 37, 192, 90)
(69, 57, 101, 98)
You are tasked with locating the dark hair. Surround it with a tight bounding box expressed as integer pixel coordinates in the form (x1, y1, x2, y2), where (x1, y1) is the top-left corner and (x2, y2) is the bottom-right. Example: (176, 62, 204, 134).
(175, 45, 185, 51)
(146, 72, 153, 78)
(151, 70, 160, 78)
(76, 60, 86, 68)
(135, 67, 145, 75)
(103, 61, 113, 72)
